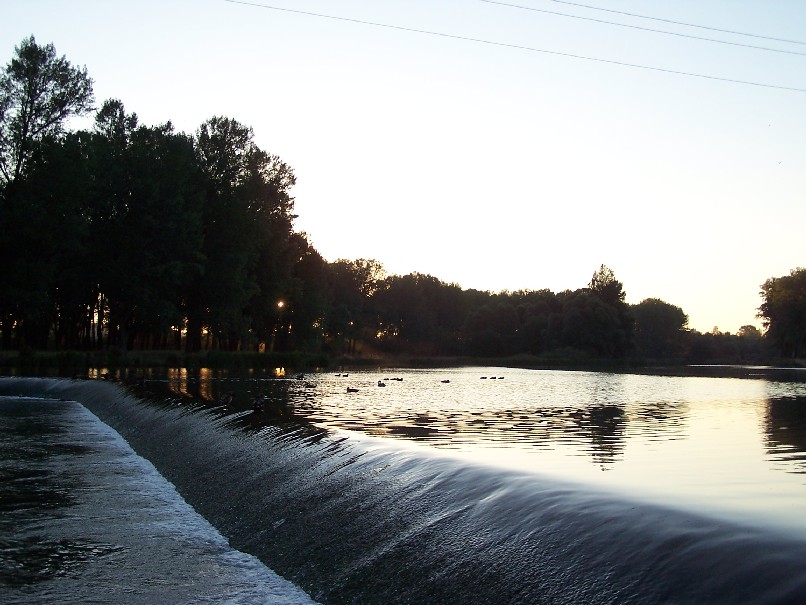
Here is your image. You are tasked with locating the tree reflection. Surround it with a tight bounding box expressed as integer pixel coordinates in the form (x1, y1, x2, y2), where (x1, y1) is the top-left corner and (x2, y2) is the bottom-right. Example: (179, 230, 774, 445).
(582, 405, 626, 469)
(145, 370, 704, 469)
(764, 397, 806, 474)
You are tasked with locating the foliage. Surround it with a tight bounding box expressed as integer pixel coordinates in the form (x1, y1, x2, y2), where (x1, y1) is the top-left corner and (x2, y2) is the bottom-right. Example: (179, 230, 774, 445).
(0, 35, 94, 185)
(324, 259, 386, 355)
(184, 116, 298, 352)
(632, 298, 688, 360)
(588, 264, 625, 305)
(373, 273, 466, 355)
(585, 265, 634, 357)
(0, 37, 792, 368)
(759, 268, 806, 358)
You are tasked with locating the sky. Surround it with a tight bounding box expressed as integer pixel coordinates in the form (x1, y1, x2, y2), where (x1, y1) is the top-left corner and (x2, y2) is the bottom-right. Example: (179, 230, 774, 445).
(3, 0, 805, 333)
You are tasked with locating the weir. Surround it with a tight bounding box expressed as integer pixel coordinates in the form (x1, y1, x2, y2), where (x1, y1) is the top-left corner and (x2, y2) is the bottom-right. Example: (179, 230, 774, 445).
(3, 376, 806, 604)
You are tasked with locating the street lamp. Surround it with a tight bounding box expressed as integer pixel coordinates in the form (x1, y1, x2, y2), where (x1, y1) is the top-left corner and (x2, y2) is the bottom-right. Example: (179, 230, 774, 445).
(273, 300, 286, 352)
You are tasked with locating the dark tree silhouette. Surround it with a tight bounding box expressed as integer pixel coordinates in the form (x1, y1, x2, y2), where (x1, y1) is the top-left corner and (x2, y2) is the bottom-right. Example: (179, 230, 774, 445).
(632, 298, 688, 360)
(759, 268, 806, 358)
(0, 38, 777, 365)
(0, 36, 94, 185)
(186, 116, 297, 351)
(588, 264, 625, 306)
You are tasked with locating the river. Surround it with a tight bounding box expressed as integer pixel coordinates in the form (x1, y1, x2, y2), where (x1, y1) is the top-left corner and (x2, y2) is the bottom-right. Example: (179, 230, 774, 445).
(2, 367, 806, 603)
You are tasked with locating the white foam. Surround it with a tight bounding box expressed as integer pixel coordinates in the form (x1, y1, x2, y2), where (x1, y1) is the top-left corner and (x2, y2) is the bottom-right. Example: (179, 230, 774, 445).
(1, 394, 320, 605)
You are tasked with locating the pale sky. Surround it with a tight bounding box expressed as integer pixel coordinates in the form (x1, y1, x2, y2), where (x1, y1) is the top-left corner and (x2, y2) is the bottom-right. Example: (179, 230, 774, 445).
(3, 0, 805, 333)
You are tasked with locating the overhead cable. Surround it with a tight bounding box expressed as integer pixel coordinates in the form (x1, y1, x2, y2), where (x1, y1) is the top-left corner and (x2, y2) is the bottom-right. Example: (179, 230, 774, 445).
(224, 0, 806, 93)
(480, 0, 806, 56)
(535, 0, 806, 46)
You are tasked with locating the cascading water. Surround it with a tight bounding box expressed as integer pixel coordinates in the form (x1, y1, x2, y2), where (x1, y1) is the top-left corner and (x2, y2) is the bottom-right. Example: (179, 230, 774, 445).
(2, 376, 806, 604)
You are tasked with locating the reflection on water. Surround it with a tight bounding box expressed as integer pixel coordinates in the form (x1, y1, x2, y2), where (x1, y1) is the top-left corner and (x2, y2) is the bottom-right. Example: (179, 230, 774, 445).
(139, 366, 806, 532)
(150, 367, 695, 463)
(766, 397, 806, 473)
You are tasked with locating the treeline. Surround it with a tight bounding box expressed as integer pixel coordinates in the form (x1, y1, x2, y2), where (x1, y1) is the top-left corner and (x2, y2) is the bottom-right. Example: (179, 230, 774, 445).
(0, 37, 800, 365)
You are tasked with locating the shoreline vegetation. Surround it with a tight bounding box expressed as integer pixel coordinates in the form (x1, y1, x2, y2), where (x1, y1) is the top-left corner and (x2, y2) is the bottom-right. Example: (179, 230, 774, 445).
(2, 38, 805, 366)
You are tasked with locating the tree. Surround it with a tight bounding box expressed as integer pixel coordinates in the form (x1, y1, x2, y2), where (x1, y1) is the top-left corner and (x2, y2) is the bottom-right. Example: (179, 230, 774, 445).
(588, 264, 625, 305)
(585, 265, 633, 357)
(244, 150, 298, 351)
(277, 233, 330, 351)
(0, 36, 94, 186)
(186, 116, 297, 351)
(373, 273, 442, 353)
(91, 110, 205, 351)
(331, 259, 386, 298)
(560, 290, 625, 357)
(737, 325, 761, 339)
(325, 259, 385, 354)
(759, 268, 806, 358)
(631, 298, 688, 360)
(462, 298, 519, 356)
(4, 131, 98, 349)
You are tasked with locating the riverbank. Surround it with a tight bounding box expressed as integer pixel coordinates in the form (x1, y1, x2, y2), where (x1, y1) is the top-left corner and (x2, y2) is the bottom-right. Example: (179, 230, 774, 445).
(0, 349, 802, 381)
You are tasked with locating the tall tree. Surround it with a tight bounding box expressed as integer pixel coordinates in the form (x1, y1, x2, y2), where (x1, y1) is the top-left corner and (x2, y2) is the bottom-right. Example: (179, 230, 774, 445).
(0, 37, 93, 348)
(187, 116, 297, 351)
(0, 36, 94, 186)
(275, 233, 330, 351)
(586, 265, 634, 357)
(759, 268, 806, 358)
(588, 264, 625, 306)
(13, 131, 97, 349)
(90, 102, 205, 350)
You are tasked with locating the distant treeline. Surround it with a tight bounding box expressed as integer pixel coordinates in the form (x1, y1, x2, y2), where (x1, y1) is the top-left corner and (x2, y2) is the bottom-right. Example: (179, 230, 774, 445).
(1, 37, 803, 365)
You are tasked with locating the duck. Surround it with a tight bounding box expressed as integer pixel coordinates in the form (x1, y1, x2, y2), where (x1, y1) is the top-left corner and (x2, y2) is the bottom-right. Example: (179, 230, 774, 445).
(378, 380, 386, 387)
(252, 393, 265, 413)
(347, 387, 359, 393)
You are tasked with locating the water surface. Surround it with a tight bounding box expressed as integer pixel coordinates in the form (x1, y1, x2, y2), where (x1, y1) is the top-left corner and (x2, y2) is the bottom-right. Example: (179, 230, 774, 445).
(158, 366, 806, 535)
(0, 395, 319, 604)
(4, 368, 806, 604)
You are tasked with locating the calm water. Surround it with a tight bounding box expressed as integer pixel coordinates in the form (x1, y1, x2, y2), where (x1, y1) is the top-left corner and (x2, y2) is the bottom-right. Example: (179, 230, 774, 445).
(160, 366, 806, 535)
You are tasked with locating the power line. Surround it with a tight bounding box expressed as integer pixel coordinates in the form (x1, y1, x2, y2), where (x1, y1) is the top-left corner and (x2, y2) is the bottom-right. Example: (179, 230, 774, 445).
(480, 0, 806, 57)
(223, 0, 806, 93)
(538, 0, 806, 46)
